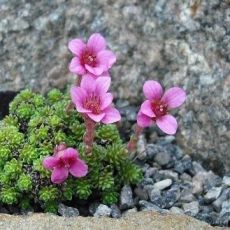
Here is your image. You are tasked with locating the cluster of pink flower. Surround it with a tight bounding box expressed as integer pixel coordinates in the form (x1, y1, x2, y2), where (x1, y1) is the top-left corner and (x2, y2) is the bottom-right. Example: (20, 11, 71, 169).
(43, 33, 186, 184)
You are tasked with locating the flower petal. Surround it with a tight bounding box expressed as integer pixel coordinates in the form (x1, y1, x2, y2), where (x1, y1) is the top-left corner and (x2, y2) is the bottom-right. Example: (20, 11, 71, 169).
(69, 57, 86, 75)
(68, 39, 86, 56)
(101, 107, 121, 124)
(51, 167, 69, 184)
(156, 114, 178, 135)
(85, 64, 104, 76)
(97, 50, 116, 69)
(83, 71, 110, 79)
(62, 148, 79, 162)
(140, 100, 155, 117)
(87, 112, 105, 122)
(70, 86, 90, 113)
(69, 159, 88, 177)
(43, 156, 59, 170)
(87, 33, 106, 53)
(161, 87, 186, 109)
(100, 93, 113, 110)
(95, 77, 111, 95)
(80, 75, 96, 92)
(137, 112, 153, 128)
(143, 80, 163, 100)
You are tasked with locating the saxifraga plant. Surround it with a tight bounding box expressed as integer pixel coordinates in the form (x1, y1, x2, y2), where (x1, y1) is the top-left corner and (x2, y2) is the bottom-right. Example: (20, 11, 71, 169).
(0, 89, 142, 213)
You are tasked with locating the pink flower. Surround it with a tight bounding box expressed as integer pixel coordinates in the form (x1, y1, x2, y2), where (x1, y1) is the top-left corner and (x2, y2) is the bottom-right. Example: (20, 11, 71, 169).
(70, 75, 121, 124)
(68, 33, 116, 77)
(137, 80, 186, 135)
(43, 145, 88, 184)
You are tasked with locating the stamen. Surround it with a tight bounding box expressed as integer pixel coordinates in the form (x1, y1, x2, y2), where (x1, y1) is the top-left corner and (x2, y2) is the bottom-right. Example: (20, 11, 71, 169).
(84, 94, 101, 114)
(151, 100, 168, 118)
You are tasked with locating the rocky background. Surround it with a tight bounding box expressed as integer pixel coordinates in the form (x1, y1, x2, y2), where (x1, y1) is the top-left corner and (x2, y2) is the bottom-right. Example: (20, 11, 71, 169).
(0, 0, 229, 174)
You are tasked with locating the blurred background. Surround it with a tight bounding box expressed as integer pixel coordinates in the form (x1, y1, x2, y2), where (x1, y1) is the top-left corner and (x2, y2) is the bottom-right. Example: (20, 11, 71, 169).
(0, 0, 229, 174)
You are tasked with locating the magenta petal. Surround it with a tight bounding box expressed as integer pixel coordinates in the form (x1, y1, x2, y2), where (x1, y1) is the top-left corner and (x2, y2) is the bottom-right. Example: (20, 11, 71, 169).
(161, 87, 186, 109)
(85, 64, 104, 76)
(69, 57, 86, 75)
(69, 159, 88, 177)
(101, 107, 121, 124)
(87, 112, 105, 122)
(95, 77, 111, 95)
(68, 39, 86, 56)
(140, 100, 155, 117)
(137, 112, 153, 128)
(100, 93, 113, 110)
(62, 148, 79, 162)
(80, 75, 96, 92)
(87, 33, 106, 53)
(156, 114, 178, 135)
(51, 167, 69, 184)
(43, 156, 59, 170)
(97, 50, 116, 69)
(70, 86, 90, 113)
(143, 80, 163, 100)
(83, 71, 110, 79)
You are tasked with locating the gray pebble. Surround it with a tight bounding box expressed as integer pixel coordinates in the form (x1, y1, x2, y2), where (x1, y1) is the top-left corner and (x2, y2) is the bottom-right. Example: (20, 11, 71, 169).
(94, 204, 111, 217)
(58, 204, 79, 217)
(120, 185, 134, 210)
(170, 207, 184, 215)
(204, 187, 222, 203)
(183, 201, 199, 216)
(153, 179, 172, 191)
(110, 204, 121, 218)
(223, 176, 230, 187)
(154, 151, 171, 166)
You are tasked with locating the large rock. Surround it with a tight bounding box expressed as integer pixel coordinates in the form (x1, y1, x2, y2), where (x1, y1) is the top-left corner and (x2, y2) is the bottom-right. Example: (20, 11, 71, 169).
(0, 0, 229, 173)
(0, 212, 227, 230)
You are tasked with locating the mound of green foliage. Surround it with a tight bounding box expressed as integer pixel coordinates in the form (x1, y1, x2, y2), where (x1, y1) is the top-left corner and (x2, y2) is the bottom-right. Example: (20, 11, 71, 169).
(0, 89, 142, 213)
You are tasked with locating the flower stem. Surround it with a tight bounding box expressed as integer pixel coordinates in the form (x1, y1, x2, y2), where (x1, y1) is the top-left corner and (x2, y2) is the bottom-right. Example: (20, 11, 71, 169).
(127, 124, 143, 152)
(83, 116, 96, 155)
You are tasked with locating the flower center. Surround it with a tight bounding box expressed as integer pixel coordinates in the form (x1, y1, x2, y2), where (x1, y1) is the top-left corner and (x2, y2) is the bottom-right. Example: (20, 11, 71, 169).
(151, 100, 168, 118)
(84, 94, 101, 114)
(81, 49, 97, 67)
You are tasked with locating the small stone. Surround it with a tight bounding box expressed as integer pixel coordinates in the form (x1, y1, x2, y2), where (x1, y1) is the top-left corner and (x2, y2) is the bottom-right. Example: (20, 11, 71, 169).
(154, 151, 171, 166)
(223, 176, 230, 186)
(153, 179, 172, 191)
(180, 173, 192, 182)
(170, 207, 184, 215)
(217, 212, 230, 227)
(146, 144, 166, 160)
(163, 187, 181, 208)
(110, 204, 121, 218)
(204, 187, 222, 203)
(139, 200, 162, 212)
(158, 170, 179, 181)
(145, 167, 158, 178)
(94, 204, 111, 217)
(58, 204, 79, 217)
(11, 19, 29, 31)
(213, 188, 230, 212)
(174, 155, 193, 175)
(150, 195, 166, 208)
(220, 200, 230, 216)
(183, 201, 199, 216)
(180, 188, 196, 203)
(120, 185, 134, 210)
(134, 187, 148, 201)
(122, 207, 137, 217)
(192, 161, 206, 174)
(196, 212, 218, 226)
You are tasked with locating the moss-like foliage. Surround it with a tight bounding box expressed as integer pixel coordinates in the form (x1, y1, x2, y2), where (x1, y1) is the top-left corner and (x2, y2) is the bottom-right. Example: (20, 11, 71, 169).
(0, 89, 142, 213)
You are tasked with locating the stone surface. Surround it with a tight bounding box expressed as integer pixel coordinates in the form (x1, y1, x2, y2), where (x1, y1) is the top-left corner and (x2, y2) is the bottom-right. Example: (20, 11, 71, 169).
(94, 204, 111, 217)
(153, 179, 172, 191)
(120, 185, 134, 210)
(204, 187, 222, 203)
(183, 201, 200, 217)
(0, 212, 227, 230)
(58, 204, 79, 217)
(0, 0, 229, 173)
